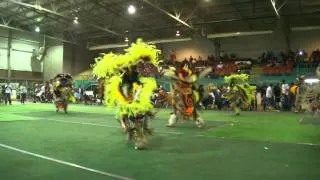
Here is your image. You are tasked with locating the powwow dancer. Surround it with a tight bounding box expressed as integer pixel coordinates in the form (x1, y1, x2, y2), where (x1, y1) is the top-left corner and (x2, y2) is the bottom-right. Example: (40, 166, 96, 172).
(53, 73, 75, 113)
(92, 39, 161, 150)
(223, 74, 256, 115)
(163, 64, 212, 128)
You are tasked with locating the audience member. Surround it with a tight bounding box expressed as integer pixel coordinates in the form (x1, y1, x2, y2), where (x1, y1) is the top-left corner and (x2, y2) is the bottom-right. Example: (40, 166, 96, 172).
(216, 61, 224, 69)
(264, 84, 273, 111)
(273, 83, 281, 110)
(20, 84, 27, 104)
(4, 83, 12, 105)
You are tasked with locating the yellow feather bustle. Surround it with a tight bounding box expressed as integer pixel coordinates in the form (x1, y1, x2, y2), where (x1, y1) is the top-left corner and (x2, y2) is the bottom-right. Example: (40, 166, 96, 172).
(92, 39, 161, 117)
(224, 74, 256, 104)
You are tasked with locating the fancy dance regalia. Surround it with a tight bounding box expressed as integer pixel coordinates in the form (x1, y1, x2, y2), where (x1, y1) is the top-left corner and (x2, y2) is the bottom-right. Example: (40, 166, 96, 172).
(164, 65, 212, 128)
(92, 39, 161, 150)
(223, 74, 256, 115)
(295, 66, 320, 113)
(53, 73, 75, 113)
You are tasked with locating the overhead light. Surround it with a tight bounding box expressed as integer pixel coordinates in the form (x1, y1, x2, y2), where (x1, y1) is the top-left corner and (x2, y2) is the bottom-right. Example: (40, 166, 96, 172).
(304, 78, 320, 84)
(176, 30, 180, 37)
(35, 26, 40, 32)
(128, 5, 136, 14)
(73, 17, 79, 24)
(299, 50, 304, 56)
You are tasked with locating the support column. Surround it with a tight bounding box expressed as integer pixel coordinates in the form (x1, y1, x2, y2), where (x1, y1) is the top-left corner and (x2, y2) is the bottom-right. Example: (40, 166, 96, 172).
(71, 44, 76, 75)
(213, 39, 221, 61)
(274, 17, 291, 52)
(283, 18, 291, 53)
(7, 30, 12, 82)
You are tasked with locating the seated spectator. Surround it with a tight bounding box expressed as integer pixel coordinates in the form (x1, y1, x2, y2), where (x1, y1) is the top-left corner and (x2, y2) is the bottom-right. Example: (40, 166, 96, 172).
(182, 58, 188, 65)
(216, 61, 224, 69)
(189, 56, 194, 62)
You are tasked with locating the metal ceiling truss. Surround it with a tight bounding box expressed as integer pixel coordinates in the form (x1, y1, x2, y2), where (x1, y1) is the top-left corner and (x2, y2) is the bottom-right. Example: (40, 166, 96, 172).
(1, 0, 319, 46)
(90, 0, 160, 39)
(6, 0, 122, 36)
(0, 23, 76, 44)
(1, 17, 11, 26)
(143, 0, 194, 29)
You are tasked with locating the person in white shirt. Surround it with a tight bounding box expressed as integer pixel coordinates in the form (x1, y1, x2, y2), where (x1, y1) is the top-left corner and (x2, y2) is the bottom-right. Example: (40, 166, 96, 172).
(216, 61, 224, 69)
(281, 80, 289, 95)
(208, 92, 215, 109)
(281, 79, 290, 110)
(265, 84, 273, 110)
(4, 83, 12, 105)
(20, 85, 27, 104)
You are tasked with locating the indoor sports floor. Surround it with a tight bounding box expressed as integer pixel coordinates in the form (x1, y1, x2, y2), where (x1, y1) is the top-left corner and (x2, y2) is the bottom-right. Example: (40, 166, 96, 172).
(0, 103, 320, 180)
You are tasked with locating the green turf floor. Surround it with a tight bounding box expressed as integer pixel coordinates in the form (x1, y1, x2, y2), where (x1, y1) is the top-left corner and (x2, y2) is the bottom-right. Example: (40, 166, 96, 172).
(0, 103, 320, 180)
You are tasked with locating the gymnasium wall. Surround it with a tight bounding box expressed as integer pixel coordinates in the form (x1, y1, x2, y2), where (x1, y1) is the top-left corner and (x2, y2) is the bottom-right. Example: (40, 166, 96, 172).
(1, 30, 42, 72)
(43, 45, 63, 80)
(0, 28, 9, 70)
(63, 42, 93, 76)
(159, 38, 215, 61)
(291, 30, 320, 53)
(160, 29, 320, 60)
(0, 27, 64, 80)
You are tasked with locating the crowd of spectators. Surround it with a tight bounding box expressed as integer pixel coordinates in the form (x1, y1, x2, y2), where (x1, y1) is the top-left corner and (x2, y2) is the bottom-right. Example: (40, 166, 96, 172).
(260, 49, 320, 67)
(255, 80, 299, 111)
(165, 52, 253, 78)
(164, 48, 320, 78)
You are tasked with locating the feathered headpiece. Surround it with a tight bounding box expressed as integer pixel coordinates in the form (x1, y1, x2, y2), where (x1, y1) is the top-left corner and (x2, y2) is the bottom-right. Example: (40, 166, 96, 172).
(92, 39, 161, 79)
(224, 74, 249, 84)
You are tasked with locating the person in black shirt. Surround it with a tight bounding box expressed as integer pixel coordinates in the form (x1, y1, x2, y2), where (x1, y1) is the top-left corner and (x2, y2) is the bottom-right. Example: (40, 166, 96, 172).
(273, 83, 281, 110)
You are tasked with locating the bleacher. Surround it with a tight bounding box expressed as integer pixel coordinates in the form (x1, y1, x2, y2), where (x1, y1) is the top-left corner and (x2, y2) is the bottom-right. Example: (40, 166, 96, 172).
(262, 63, 294, 76)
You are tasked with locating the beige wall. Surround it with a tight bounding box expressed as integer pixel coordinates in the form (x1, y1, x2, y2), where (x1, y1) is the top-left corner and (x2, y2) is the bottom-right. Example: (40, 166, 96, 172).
(160, 30, 320, 60)
(160, 38, 214, 61)
(291, 30, 320, 53)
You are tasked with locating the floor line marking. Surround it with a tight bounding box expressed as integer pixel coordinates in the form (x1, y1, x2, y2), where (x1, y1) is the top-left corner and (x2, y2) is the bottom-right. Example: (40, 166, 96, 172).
(45, 119, 184, 135)
(0, 143, 133, 180)
(44, 119, 320, 147)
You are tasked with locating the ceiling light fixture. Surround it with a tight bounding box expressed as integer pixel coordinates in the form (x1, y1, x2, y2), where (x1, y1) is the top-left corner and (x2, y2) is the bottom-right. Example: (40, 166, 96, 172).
(73, 17, 79, 24)
(35, 26, 40, 32)
(176, 30, 180, 37)
(304, 78, 320, 84)
(128, 5, 136, 14)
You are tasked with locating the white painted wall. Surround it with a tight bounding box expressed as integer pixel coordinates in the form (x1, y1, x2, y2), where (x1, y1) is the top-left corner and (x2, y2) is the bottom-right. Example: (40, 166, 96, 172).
(11, 39, 42, 72)
(0, 47, 8, 69)
(0, 27, 64, 80)
(0, 28, 9, 69)
(0, 28, 42, 72)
